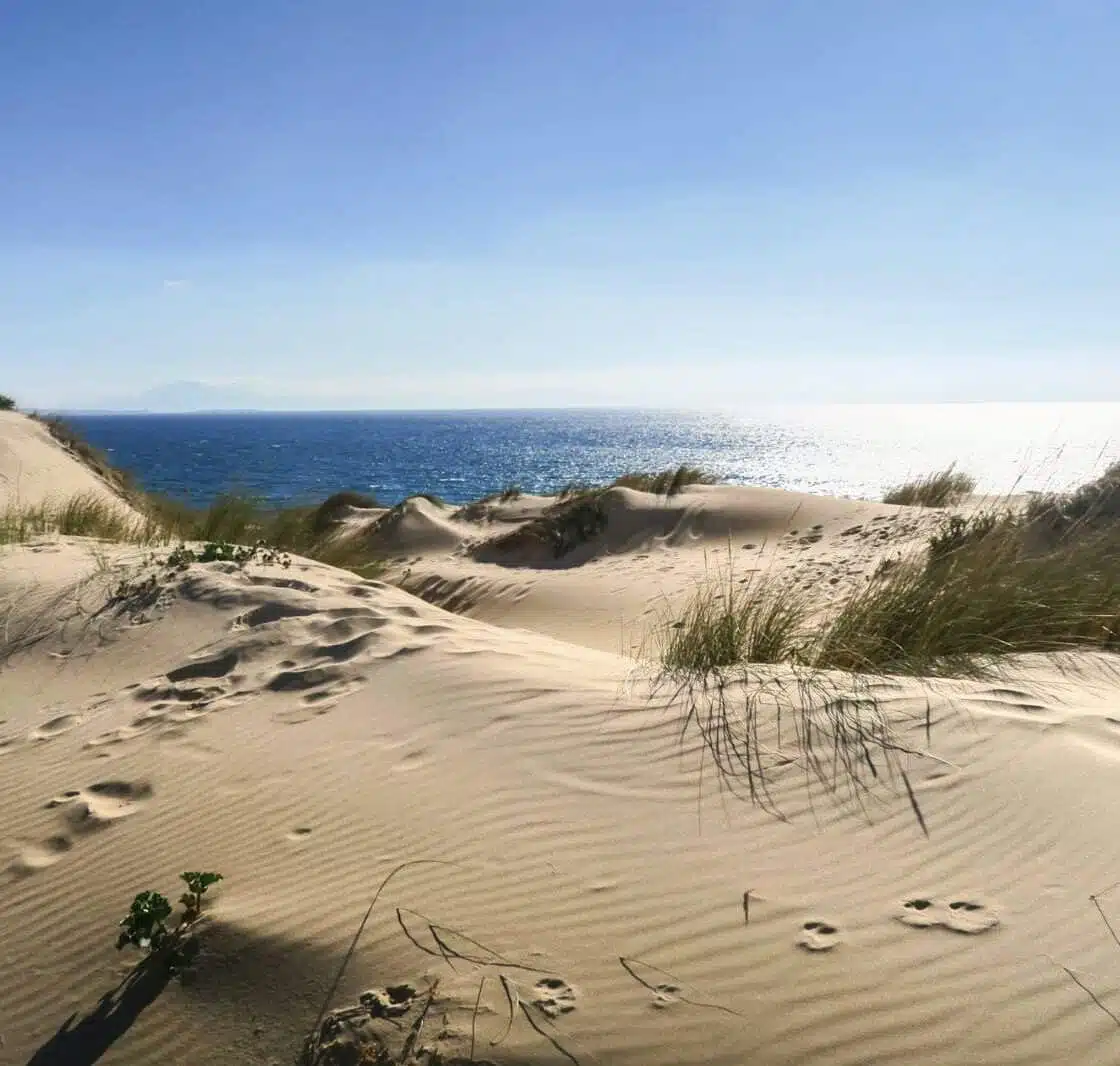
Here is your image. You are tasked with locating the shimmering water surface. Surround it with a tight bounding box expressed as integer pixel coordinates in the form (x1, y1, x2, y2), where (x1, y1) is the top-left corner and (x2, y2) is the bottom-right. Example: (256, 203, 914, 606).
(64, 404, 1119, 507)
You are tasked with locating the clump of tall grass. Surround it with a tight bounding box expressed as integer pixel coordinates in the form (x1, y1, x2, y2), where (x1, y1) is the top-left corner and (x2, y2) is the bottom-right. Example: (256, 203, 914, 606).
(883, 466, 977, 507)
(659, 570, 809, 672)
(613, 466, 719, 496)
(1, 493, 161, 546)
(1024, 460, 1120, 543)
(814, 465, 1120, 674)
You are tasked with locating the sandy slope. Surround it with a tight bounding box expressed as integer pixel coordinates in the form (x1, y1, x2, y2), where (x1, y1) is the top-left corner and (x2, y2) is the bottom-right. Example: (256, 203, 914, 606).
(2, 426, 1120, 1064)
(0, 411, 131, 512)
(3, 530, 1120, 1066)
(394, 485, 944, 654)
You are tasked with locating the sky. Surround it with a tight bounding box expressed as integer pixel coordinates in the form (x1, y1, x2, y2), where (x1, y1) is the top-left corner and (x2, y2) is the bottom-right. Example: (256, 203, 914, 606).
(1, 0, 1118, 410)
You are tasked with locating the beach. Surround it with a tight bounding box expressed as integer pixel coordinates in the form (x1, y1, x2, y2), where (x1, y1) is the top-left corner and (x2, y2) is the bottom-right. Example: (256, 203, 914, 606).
(3, 409, 1120, 1065)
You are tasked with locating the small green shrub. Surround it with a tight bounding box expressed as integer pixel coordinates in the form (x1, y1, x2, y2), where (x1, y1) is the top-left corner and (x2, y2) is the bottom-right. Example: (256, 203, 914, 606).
(0, 393, 16, 411)
(117, 871, 222, 972)
(883, 467, 977, 507)
(179, 871, 224, 924)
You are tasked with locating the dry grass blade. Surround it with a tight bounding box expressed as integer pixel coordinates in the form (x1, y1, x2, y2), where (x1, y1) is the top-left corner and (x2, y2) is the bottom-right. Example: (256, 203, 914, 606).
(469, 976, 486, 1061)
(398, 980, 439, 1063)
(883, 466, 977, 507)
(1060, 965, 1120, 1027)
(395, 908, 537, 972)
(305, 859, 456, 1053)
(517, 1001, 581, 1066)
(617, 956, 742, 1017)
(493, 974, 519, 1048)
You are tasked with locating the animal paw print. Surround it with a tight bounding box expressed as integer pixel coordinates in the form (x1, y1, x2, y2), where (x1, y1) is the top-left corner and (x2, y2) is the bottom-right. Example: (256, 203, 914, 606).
(944, 900, 999, 934)
(651, 982, 681, 1009)
(532, 977, 577, 1017)
(798, 920, 841, 951)
(896, 898, 942, 928)
(894, 897, 999, 935)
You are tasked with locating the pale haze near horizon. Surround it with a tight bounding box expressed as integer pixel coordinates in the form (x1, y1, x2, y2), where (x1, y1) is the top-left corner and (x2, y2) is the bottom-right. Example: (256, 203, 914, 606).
(1, 2, 1118, 411)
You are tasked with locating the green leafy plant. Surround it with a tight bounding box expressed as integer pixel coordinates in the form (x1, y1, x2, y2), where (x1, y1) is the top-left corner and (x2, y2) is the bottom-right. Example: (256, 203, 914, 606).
(179, 871, 224, 923)
(116, 890, 174, 954)
(116, 870, 223, 972)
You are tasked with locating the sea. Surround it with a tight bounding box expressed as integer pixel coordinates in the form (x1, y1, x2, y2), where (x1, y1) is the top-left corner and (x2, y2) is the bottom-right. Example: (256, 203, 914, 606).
(63, 404, 1120, 508)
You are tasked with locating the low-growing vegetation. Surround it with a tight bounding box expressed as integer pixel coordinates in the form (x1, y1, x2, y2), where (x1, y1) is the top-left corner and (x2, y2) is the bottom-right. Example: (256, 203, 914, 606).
(489, 487, 609, 559)
(117, 871, 223, 974)
(0, 393, 15, 411)
(883, 466, 977, 507)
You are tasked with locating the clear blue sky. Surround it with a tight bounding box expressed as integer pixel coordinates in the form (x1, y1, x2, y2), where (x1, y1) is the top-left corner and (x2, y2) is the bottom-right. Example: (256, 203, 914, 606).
(2, 1, 1118, 409)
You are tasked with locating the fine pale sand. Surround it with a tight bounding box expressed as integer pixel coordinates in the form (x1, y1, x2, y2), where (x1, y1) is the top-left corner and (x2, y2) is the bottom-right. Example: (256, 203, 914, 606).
(3, 416, 1120, 1065)
(0, 411, 132, 513)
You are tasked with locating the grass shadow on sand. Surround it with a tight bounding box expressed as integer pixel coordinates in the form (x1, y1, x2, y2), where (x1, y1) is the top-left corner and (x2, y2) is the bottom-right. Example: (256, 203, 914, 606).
(26, 953, 173, 1066)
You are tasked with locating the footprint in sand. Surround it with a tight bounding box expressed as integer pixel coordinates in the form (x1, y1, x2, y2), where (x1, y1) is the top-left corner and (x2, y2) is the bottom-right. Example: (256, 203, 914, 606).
(47, 779, 153, 833)
(798, 920, 842, 952)
(893, 897, 999, 935)
(29, 714, 80, 741)
(532, 977, 578, 1017)
(943, 900, 1000, 934)
(895, 898, 943, 928)
(8, 834, 73, 878)
(650, 983, 682, 1009)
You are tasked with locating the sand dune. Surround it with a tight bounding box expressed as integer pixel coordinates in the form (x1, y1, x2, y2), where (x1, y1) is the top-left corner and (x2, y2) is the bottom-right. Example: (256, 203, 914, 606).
(0, 410, 133, 513)
(399, 485, 940, 654)
(3, 419, 1120, 1065)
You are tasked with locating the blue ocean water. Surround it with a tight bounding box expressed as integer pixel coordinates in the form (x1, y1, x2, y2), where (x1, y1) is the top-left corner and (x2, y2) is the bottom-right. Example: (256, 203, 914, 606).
(63, 405, 1119, 508)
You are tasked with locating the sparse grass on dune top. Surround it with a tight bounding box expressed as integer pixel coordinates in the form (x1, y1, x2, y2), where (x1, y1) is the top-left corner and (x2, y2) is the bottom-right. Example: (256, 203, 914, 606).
(883, 466, 977, 507)
(489, 487, 609, 559)
(31, 413, 137, 496)
(613, 465, 719, 496)
(1, 487, 388, 579)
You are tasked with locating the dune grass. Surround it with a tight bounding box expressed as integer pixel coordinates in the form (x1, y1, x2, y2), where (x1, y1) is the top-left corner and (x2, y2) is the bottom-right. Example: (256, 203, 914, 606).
(659, 462, 1120, 682)
(883, 466, 977, 507)
(489, 488, 609, 559)
(813, 502, 1119, 677)
(1, 493, 162, 547)
(659, 566, 809, 672)
(1, 487, 388, 579)
(613, 465, 719, 496)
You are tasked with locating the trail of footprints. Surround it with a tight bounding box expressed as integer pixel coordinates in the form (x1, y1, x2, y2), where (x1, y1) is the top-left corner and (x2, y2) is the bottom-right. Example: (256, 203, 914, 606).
(795, 895, 999, 952)
(8, 779, 152, 878)
(79, 577, 456, 749)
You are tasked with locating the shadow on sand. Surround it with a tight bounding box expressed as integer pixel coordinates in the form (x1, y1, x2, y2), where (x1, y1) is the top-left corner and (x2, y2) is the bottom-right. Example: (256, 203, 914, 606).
(26, 955, 173, 1065)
